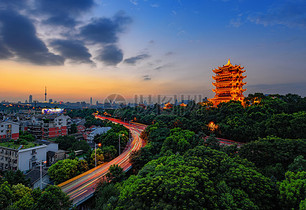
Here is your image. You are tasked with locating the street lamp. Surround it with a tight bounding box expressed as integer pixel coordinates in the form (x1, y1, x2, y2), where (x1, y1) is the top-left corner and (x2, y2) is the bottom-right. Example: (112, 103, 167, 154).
(40, 160, 47, 189)
(95, 142, 102, 167)
(118, 134, 124, 155)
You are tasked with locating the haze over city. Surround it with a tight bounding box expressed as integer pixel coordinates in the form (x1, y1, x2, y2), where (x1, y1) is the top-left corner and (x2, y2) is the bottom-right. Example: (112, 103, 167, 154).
(1, 0, 306, 103)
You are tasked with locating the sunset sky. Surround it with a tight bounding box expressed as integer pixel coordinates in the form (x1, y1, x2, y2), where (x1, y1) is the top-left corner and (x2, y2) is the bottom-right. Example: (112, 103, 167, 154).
(1, 0, 306, 103)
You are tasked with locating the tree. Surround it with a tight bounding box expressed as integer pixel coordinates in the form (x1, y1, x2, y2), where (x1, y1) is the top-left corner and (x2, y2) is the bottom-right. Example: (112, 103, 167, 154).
(9, 193, 35, 210)
(204, 135, 221, 150)
(0, 170, 30, 187)
(130, 144, 156, 174)
(77, 159, 89, 172)
(279, 171, 306, 209)
(71, 140, 91, 154)
(117, 147, 277, 209)
(102, 145, 117, 161)
(35, 185, 72, 210)
(160, 128, 195, 155)
(90, 148, 104, 167)
(95, 182, 120, 210)
(0, 181, 13, 209)
(48, 159, 85, 184)
(69, 123, 77, 134)
(288, 155, 306, 172)
(11, 184, 31, 202)
(239, 136, 306, 180)
(106, 164, 125, 183)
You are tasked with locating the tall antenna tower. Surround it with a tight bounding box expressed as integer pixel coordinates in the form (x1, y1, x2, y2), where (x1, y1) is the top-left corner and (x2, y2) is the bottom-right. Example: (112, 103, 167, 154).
(45, 86, 47, 101)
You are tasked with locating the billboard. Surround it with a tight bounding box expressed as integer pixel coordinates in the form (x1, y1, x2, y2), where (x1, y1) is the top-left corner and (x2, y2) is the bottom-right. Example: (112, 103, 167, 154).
(42, 108, 64, 114)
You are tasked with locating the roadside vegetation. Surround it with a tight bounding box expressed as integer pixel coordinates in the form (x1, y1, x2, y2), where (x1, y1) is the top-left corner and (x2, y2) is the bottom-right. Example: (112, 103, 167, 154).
(94, 93, 306, 209)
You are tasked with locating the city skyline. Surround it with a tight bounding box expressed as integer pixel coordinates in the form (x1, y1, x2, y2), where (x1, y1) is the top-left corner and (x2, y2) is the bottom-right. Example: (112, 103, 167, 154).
(1, 0, 306, 103)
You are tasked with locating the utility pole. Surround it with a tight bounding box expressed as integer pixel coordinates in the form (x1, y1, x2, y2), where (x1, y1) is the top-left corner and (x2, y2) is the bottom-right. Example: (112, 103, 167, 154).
(118, 134, 124, 155)
(40, 161, 42, 189)
(95, 143, 101, 167)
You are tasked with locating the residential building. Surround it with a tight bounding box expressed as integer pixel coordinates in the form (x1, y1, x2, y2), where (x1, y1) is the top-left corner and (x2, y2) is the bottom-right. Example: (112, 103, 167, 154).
(0, 120, 19, 140)
(87, 127, 111, 143)
(26, 114, 71, 139)
(0, 141, 59, 172)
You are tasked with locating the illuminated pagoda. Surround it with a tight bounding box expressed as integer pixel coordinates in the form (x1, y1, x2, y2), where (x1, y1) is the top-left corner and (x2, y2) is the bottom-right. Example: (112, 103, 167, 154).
(209, 59, 246, 106)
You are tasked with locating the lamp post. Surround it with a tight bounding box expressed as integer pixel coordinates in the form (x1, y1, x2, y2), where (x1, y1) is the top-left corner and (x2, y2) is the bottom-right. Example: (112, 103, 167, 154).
(119, 134, 124, 155)
(40, 160, 47, 189)
(95, 143, 101, 167)
(128, 120, 131, 142)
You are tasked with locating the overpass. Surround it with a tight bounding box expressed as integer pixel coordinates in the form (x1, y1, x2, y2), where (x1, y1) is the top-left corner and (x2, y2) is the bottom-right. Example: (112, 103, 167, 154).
(59, 116, 146, 206)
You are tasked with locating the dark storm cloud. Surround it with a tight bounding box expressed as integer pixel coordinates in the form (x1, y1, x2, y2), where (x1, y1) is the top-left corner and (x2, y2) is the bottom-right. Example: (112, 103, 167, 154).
(0, 1, 131, 67)
(249, 0, 306, 28)
(80, 12, 132, 45)
(35, 0, 95, 27)
(0, 41, 13, 59)
(51, 40, 93, 64)
(96, 45, 123, 66)
(143, 75, 151, 81)
(124, 54, 150, 64)
(0, 10, 64, 65)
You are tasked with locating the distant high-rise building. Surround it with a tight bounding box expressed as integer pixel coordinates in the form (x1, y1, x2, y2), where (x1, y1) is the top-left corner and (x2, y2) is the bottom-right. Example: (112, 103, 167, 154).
(49, 99, 53, 103)
(148, 95, 152, 105)
(44, 86, 47, 102)
(134, 95, 138, 105)
(90, 97, 93, 105)
(29, 95, 33, 103)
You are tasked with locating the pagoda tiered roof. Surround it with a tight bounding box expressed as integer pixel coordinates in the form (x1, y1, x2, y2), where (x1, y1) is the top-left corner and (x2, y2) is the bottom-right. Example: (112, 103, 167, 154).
(209, 59, 247, 107)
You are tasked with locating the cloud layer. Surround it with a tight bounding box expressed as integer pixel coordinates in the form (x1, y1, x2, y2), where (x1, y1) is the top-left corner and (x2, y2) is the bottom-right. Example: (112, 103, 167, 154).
(124, 54, 150, 64)
(249, 0, 306, 28)
(0, 0, 132, 66)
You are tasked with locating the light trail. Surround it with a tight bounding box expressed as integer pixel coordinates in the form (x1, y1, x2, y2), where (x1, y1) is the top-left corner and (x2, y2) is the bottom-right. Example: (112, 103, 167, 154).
(59, 116, 146, 206)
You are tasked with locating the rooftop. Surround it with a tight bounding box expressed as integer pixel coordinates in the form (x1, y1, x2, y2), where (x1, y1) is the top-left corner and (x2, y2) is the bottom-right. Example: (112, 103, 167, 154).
(0, 141, 40, 150)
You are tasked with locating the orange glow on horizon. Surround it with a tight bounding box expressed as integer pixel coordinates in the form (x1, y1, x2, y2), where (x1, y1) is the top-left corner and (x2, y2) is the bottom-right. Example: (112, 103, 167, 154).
(0, 61, 164, 102)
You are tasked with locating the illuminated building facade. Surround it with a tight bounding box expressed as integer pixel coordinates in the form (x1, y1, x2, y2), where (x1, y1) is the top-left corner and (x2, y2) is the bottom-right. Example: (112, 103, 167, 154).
(209, 59, 246, 106)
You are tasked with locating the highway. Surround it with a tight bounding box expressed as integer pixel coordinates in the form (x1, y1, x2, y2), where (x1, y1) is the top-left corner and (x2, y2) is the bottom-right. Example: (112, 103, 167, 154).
(59, 116, 146, 206)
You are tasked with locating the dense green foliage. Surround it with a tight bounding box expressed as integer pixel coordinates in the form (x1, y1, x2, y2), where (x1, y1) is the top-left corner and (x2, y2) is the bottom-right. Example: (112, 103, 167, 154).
(112, 147, 276, 209)
(106, 165, 126, 184)
(112, 93, 306, 142)
(93, 93, 306, 209)
(0, 182, 71, 209)
(240, 136, 306, 180)
(48, 159, 88, 184)
(54, 135, 91, 154)
(278, 171, 306, 209)
(94, 124, 129, 156)
(0, 170, 30, 187)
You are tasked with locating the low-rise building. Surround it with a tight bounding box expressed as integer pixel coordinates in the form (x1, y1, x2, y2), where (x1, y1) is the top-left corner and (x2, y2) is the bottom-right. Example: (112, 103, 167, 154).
(26, 114, 71, 139)
(0, 141, 59, 172)
(0, 120, 19, 140)
(87, 127, 112, 143)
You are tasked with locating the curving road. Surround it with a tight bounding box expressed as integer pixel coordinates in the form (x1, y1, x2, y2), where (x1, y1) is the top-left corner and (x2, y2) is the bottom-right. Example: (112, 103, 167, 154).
(59, 116, 146, 206)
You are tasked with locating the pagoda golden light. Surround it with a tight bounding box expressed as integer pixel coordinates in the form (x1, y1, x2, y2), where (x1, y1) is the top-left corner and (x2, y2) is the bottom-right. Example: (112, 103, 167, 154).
(209, 59, 247, 106)
(208, 121, 218, 132)
(163, 102, 173, 109)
